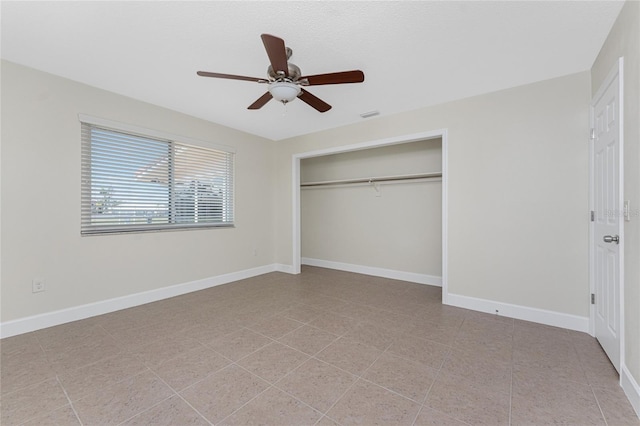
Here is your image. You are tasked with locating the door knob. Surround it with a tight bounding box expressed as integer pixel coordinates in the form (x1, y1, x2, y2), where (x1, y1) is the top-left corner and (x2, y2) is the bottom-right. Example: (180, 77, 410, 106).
(603, 235, 619, 244)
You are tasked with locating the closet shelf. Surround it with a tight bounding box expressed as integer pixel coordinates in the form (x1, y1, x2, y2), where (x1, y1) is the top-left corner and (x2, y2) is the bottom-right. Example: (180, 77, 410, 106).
(300, 172, 442, 188)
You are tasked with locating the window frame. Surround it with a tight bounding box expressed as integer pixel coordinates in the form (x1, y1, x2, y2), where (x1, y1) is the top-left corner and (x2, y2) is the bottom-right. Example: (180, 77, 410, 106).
(79, 114, 236, 235)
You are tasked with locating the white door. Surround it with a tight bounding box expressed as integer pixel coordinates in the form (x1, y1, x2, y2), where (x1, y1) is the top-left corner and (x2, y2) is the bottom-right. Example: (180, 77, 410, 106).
(591, 58, 623, 373)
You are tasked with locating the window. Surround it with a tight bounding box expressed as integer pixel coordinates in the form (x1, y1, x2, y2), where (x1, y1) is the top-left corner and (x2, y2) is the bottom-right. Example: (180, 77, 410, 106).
(80, 116, 234, 235)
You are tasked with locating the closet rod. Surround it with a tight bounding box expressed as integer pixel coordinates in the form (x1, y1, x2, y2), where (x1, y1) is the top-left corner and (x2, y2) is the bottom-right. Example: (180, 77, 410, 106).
(300, 172, 442, 188)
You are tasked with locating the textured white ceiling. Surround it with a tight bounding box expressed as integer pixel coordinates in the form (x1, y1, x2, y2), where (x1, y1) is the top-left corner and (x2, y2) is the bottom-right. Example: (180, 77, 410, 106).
(1, 1, 624, 141)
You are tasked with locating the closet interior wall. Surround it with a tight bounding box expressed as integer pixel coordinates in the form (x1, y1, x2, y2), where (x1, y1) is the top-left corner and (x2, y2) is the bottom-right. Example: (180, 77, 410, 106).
(300, 138, 443, 282)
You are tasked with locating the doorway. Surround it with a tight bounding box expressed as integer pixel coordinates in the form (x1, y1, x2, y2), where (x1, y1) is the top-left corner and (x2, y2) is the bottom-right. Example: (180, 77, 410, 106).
(291, 129, 449, 303)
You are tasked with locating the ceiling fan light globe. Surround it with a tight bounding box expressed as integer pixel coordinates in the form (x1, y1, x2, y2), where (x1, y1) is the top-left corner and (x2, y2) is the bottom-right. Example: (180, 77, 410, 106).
(269, 81, 301, 103)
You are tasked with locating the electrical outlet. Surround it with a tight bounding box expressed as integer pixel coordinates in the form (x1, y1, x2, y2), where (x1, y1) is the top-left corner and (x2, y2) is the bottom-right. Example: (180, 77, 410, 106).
(253, 248, 258, 257)
(32, 279, 45, 293)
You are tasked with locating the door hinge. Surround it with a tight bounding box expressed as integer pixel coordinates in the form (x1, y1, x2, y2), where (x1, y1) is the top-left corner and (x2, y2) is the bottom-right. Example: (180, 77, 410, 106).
(590, 128, 596, 140)
(591, 210, 595, 222)
(591, 293, 595, 304)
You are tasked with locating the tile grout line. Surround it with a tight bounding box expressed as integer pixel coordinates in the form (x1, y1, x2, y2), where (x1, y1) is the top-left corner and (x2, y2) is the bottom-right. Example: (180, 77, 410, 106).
(269, 330, 417, 424)
(311, 340, 396, 425)
(3, 356, 78, 425)
(571, 328, 611, 426)
(574, 333, 610, 426)
(114, 393, 178, 426)
(68, 366, 155, 405)
(268, 380, 331, 424)
(589, 384, 610, 426)
(172, 322, 323, 397)
(212, 367, 275, 425)
(279, 332, 341, 360)
(1, 375, 56, 401)
(33, 332, 58, 379)
(173, 361, 238, 396)
(145, 347, 235, 396)
(56, 374, 84, 426)
(205, 327, 277, 362)
(224, 315, 355, 402)
(410, 309, 468, 426)
(245, 317, 307, 340)
(357, 374, 432, 405)
(136, 370, 214, 426)
(409, 346, 452, 426)
(234, 307, 360, 366)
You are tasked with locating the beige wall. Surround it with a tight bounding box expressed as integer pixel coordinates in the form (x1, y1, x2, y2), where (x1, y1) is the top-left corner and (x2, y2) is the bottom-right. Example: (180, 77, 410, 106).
(0, 60, 276, 322)
(591, 0, 640, 389)
(300, 140, 442, 182)
(301, 140, 442, 276)
(0, 61, 593, 326)
(276, 71, 591, 317)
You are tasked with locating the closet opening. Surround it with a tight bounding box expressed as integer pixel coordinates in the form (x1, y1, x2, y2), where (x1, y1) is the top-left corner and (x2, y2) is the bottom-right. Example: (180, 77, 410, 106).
(291, 130, 448, 303)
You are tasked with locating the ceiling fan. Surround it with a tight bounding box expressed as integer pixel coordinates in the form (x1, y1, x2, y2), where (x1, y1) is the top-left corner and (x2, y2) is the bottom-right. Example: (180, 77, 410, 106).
(197, 34, 365, 113)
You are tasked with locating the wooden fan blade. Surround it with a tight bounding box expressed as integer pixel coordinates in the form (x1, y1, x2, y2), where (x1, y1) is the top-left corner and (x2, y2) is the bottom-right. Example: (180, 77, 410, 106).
(197, 71, 264, 83)
(261, 34, 289, 76)
(298, 89, 331, 113)
(300, 70, 364, 86)
(248, 92, 273, 110)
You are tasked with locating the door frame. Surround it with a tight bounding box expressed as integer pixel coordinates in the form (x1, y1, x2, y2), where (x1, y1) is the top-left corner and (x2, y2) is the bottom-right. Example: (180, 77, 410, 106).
(589, 57, 624, 371)
(291, 129, 449, 303)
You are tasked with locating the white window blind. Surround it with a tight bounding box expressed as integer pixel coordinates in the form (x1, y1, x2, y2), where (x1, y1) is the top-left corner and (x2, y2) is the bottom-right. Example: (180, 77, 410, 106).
(81, 121, 234, 235)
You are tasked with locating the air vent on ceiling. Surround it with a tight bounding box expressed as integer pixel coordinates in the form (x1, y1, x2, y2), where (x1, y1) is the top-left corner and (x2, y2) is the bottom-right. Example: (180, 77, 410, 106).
(360, 110, 380, 118)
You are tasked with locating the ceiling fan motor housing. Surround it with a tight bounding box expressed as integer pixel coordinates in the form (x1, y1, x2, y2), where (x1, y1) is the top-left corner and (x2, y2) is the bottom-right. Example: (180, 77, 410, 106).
(267, 62, 301, 82)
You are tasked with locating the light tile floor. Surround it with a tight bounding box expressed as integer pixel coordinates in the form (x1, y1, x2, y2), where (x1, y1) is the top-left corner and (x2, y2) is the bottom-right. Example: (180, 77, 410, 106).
(1, 267, 639, 425)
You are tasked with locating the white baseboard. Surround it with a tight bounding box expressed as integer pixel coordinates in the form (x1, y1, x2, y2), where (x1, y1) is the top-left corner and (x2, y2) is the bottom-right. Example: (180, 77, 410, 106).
(621, 364, 640, 419)
(274, 263, 296, 274)
(446, 292, 590, 333)
(301, 257, 442, 286)
(0, 264, 279, 339)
